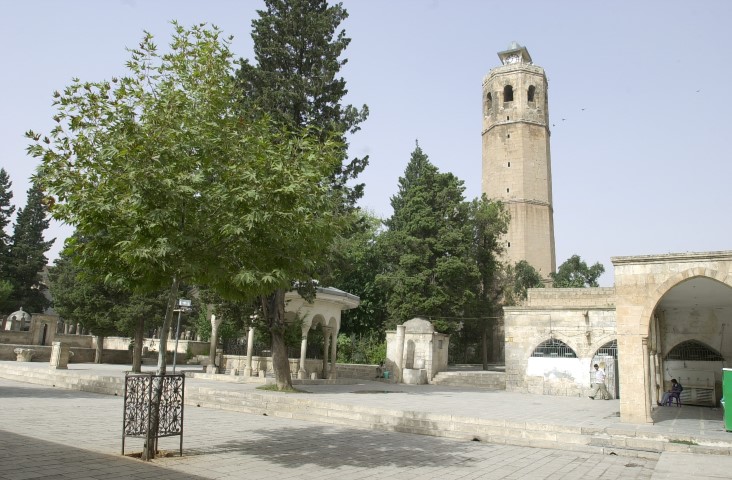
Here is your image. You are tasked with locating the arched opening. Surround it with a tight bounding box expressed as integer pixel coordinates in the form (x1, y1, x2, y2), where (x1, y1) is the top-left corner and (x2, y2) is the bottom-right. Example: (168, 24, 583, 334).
(486, 92, 492, 113)
(650, 277, 732, 407)
(592, 340, 619, 399)
(531, 338, 577, 358)
(527, 85, 536, 102)
(503, 85, 513, 102)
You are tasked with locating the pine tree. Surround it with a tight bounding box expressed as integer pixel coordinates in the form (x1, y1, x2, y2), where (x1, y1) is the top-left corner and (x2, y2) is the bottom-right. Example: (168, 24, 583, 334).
(377, 144, 479, 331)
(0, 168, 15, 283)
(5, 182, 54, 313)
(236, 0, 369, 206)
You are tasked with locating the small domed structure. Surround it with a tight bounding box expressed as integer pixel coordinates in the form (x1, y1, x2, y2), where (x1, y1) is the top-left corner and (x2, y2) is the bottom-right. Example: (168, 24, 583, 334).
(5, 308, 31, 331)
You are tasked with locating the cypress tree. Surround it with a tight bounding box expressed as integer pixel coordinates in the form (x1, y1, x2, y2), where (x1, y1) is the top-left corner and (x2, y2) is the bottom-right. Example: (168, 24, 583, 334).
(6, 182, 54, 313)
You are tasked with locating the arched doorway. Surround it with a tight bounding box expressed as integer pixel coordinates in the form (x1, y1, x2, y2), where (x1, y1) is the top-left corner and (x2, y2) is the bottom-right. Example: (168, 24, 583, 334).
(649, 277, 732, 407)
(592, 340, 618, 398)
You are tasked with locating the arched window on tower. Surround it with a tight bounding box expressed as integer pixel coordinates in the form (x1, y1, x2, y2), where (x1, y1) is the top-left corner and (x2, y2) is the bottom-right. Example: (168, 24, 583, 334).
(531, 338, 577, 358)
(503, 85, 513, 102)
(527, 85, 536, 103)
(486, 92, 493, 114)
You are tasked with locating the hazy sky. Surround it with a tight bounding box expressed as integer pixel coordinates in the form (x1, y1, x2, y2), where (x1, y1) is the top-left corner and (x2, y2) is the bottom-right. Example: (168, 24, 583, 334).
(2, 0, 731, 287)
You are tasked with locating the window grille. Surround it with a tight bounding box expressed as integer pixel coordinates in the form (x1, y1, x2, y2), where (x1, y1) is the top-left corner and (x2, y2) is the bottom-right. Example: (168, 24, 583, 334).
(531, 339, 577, 358)
(595, 340, 618, 358)
(665, 340, 724, 361)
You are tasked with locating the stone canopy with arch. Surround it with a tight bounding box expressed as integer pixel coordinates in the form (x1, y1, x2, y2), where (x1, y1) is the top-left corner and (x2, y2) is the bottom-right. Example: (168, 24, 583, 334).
(615, 251, 732, 423)
(504, 251, 732, 423)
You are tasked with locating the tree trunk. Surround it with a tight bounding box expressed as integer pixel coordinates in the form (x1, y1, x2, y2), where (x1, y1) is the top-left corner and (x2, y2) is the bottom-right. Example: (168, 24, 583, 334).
(143, 274, 180, 461)
(261, 288, 292, 390)
(131, 316, 144, 373)
(156, 275, 180, 376)
(95, 335, 104, 364)
(481, 324, 488, 371)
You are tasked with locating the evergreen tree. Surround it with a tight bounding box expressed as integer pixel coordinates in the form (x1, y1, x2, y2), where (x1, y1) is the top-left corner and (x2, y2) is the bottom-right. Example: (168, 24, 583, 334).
(377, 144, 478, 331)
(236, 0, 369, 206)
(5, 182, 54, 313)
(0, 168, 14, 264)
(0, 168, 15, 311)
(235, 0, 368, 388)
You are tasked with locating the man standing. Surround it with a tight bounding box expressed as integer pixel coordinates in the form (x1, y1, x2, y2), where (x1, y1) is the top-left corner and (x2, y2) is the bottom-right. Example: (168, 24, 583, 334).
(589, 363, 610, 400)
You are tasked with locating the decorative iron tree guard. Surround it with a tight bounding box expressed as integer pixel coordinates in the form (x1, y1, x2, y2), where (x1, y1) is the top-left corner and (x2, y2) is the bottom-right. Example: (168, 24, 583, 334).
(122, 372, 185, 457)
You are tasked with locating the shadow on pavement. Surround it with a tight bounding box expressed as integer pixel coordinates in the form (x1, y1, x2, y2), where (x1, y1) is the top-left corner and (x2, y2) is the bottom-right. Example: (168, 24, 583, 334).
(0, 430, 208, 480)
(184, 423, 499, 470)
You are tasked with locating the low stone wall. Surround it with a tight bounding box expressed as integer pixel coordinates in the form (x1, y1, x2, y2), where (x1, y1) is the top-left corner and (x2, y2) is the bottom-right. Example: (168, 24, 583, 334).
(218, 355, 380, 379)
(0, 344, 131, 364)
(0, 331, 32, 345)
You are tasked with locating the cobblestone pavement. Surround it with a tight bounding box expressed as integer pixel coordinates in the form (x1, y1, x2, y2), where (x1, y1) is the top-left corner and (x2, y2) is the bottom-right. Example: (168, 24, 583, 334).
(0, 378, 656, 480)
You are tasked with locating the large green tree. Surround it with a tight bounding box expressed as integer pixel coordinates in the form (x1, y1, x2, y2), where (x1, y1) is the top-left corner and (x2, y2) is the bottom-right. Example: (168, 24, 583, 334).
(236, 0, 368, 206)
(4, 182, 54, 313)
(28, 23, 344, 456)
(235, 0, 368, 387)
(465, 196, 509, 366)
(0, 168, 15, 311)
(49, 247, 123, 363)
(320, 211, 388, 337)
(550, 255, 605, 288)
(503, 260, 545, 305)
(377, 144, 479, 331)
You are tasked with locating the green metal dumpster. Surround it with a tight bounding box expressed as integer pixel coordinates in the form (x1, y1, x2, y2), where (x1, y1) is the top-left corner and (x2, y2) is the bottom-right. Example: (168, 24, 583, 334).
(723, 368, 732, 432)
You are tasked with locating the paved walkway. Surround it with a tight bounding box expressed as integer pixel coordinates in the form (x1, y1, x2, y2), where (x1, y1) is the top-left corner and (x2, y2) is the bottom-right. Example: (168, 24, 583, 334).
(1, 362, 732, 479)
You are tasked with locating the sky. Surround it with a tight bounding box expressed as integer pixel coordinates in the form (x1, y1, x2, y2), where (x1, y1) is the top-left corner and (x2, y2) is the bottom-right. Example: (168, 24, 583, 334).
(2, 0, 732, 287)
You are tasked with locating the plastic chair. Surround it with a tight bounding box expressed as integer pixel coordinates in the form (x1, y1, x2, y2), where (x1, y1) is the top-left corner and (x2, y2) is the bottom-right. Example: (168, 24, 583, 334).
(667, 391, 681, 406)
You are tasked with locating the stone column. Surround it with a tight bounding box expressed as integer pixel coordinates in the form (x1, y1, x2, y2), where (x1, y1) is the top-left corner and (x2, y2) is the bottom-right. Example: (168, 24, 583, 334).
(298, 326, 309, 380)
(642, 337, 652, 422)
(395, 324, 406, 383)
(322, 328, 331, 378)
(243, 326, 255, 377)
(49, 341, 71, 369)
(328, 327, 338, 379)
(207, 314, 224, 374)
(76, 323, 82, 335)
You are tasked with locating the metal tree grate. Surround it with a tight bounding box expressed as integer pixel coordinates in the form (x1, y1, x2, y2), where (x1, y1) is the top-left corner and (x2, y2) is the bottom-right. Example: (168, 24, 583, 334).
(665, 340, 724, 361)
(531, 338, 577, 358)
(122, 373, 185, 456)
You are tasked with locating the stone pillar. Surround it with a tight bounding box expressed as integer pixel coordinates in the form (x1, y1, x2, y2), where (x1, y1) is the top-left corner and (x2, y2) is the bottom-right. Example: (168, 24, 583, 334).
(49, 342, 71, 369)
(642, 337, 652, 422)
(207, 314, 224, 374)
(64, 322, 69, 334)
(395, 324, 406, 383)
(76, 323, 82, 335)
(322, 328, 330, 378)
(328, 327, 338, 379)
(298, 327, 308, 380)
(243, 326, 255, 377)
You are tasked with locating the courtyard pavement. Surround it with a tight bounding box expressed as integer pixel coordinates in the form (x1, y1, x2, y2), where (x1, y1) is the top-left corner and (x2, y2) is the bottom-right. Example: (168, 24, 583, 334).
(1, 362, 731, 479)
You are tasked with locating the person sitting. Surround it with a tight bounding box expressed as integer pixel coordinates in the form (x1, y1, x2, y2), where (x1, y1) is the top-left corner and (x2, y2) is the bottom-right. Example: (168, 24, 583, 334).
(658, 379, 683, 406)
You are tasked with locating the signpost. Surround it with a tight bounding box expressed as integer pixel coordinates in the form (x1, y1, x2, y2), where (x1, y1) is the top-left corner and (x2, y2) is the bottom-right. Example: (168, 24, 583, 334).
(172, 299, 191, 373)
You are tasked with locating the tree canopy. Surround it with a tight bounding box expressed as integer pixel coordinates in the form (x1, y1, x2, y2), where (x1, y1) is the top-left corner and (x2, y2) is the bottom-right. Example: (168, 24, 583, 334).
(550, 255, 605, 288)
(27, 23, 343, 378)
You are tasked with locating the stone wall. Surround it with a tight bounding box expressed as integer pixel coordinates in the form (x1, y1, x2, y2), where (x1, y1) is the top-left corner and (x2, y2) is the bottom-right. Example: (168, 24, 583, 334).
(0, 344, 130, 363)
(220, 355, 379, 380)
(504, 287, 617, 396)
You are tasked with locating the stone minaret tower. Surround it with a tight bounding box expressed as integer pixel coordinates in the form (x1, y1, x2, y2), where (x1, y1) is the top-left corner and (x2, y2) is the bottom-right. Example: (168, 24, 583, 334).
(481, 42, 556, 279)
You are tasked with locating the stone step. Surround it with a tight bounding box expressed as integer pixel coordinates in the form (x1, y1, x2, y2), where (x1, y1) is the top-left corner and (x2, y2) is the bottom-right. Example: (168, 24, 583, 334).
(1, 363, 731, 459)
(432, 371, 506, 389)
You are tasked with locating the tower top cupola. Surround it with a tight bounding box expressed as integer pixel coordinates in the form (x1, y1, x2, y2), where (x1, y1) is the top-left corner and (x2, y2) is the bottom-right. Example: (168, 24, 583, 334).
(497, 42, 532, 66)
